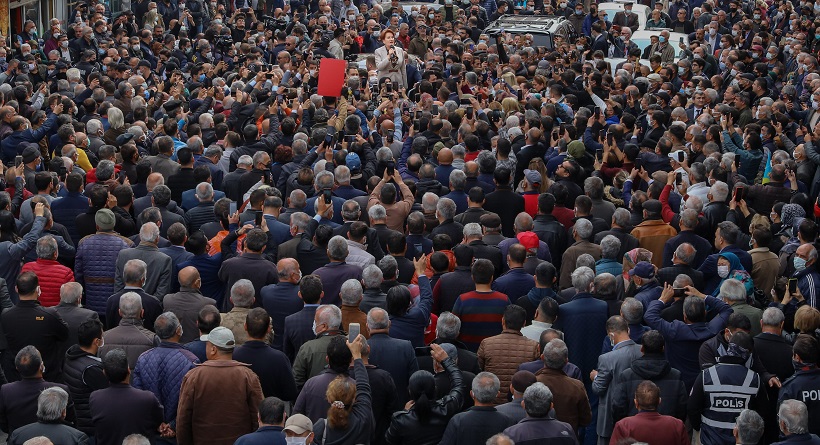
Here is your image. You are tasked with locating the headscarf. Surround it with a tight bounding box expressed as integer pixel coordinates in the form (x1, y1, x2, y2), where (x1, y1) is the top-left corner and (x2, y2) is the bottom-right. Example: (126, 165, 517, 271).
(622, 248, 653, 282)
(714, 252, 754, 297)
(780, 204, 806, 236)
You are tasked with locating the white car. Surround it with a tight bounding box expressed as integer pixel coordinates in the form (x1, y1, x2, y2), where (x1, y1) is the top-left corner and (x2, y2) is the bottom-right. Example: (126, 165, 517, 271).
(597, 0, 650, 31)
(630, 29, 689, 60)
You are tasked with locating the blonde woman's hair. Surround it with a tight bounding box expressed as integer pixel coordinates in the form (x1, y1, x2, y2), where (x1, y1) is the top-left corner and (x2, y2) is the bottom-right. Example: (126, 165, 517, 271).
(326, 376, 356, 430)
(501, 97, 520, 116)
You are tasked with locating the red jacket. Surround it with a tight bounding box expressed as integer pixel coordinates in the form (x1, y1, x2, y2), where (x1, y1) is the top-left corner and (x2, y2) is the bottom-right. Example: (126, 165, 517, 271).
(610, 411, 689, 445)
(21, 258, 74, 307)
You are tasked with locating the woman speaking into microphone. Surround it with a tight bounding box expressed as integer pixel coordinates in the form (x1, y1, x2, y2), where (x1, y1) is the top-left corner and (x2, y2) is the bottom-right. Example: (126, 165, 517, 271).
(374, 28, 408, 90)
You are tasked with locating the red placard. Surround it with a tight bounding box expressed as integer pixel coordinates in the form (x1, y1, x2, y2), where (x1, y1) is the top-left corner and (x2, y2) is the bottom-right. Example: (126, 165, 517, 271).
(317, 58, 347, 97)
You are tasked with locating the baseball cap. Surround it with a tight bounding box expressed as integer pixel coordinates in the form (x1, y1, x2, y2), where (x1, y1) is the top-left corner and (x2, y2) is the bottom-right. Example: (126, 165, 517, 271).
(284, 414, 314, 434)
(517, 231, 540, 251)
(345, 152, 362, 172)
(524, 169, 542, 185)
(567, 140, 585, 160)
(95, 208, 116, 231)
(628, 261, 655, 279)
(206, 326, 236, 349)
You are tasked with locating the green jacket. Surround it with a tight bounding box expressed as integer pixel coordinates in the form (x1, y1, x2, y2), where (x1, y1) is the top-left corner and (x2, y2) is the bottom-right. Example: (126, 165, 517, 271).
(292, 330, 343, 388)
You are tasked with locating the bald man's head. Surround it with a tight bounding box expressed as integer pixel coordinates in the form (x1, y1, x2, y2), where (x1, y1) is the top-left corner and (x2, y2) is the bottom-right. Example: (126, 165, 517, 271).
(178, 266, 200, 288)
(277, 258, 301, 282)
(438, 148, 453, 165)
(146, 173, 164, 191)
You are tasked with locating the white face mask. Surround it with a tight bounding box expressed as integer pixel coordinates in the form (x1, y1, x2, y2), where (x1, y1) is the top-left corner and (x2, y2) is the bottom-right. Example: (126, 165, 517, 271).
(285, 438, 309, 445)
(717, 265, 730, 278)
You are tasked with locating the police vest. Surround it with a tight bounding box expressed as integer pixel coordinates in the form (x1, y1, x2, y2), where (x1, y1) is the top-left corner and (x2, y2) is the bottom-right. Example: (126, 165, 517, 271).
(701, 363, 761, 445)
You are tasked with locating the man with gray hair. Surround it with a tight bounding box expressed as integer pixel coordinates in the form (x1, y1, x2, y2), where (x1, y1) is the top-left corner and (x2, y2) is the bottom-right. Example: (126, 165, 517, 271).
(100, 292, 160, 368)
(132, 312, 198, 439)
(313, 236, 363, 307)
(718, 278, 762, 336)
(502, 382, 577, 443)
(106, 258, 163, 331)
(366, 307, 419, 408)
(21, 235, 73, 307)
(661, 208, 712, 269)
(732, 409, 765, 445)
(657, 242, 706, 291)
(753, 307, 794, 393)
(415, 311, 481, 375)
(220, 280, 258, 347)
(439, 372, 515, 444)
(360, 265, 387, 314)
(7, 386, 88, 445)
(184, 182, 219, 233)
(292, 304, 344, 387)
(54, 283, 99, 350)
(430, 197, 465, 244)
(114, 222, 173, 299)
(534, 339, 592, 431)
(558, 266, 609, 392)
(339, 279, 368, 338)
(559, 218, 602, 289)
(775, 400, 816, 444)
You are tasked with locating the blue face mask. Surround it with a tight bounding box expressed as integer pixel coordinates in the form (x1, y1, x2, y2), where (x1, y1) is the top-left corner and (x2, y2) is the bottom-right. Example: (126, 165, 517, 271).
(199, 73, 206, 82)
(144, 90, 151, 99)
(794, 256, 807, 272)
(659, 36, 667, 43)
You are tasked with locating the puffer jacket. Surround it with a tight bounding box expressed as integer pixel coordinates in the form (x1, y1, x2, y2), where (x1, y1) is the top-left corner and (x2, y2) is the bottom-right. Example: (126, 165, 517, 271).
(477, 330, 541, 404)
(609, 353, 689, 422)
(132, 342, 198, 428)
(385, 357, 466, 445)
(20, 259, 74, 307)
(62, 344, 109, 435)
(74, 231, 133, 315)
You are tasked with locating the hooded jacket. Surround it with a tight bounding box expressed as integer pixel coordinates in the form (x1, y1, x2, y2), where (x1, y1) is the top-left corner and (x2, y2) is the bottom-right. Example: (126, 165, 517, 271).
(609, 354, 689, 422)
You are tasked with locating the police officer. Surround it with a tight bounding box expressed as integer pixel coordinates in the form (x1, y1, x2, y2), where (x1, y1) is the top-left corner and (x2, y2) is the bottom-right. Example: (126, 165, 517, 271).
(687, 331, 770, 445)
(779, 335, 820, 437)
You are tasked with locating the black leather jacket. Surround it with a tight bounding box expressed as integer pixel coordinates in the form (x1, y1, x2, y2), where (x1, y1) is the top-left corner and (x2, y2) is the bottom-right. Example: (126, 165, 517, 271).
(385, 357, 466, 445)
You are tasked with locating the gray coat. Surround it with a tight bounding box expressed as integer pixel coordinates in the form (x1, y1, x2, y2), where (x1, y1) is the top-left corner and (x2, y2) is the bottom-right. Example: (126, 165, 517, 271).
(592, 339, 642, 438)
(54, 303, 100, 352)
(114, 243, 173, 300)
(162, 288, 216, 343)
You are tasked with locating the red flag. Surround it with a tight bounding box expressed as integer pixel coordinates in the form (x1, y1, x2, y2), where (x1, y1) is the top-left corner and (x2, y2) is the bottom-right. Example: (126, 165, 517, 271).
(317, 58, 347, 97)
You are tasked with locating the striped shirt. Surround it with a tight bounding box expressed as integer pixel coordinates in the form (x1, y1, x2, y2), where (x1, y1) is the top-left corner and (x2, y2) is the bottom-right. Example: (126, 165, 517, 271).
(453, 291, 511, 351)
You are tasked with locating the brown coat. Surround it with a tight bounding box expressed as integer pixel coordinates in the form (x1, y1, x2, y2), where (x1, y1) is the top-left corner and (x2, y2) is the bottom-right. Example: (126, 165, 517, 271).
(559, 240, 602, 289)
(368, 179, 415, 232)
(535, 367, 592, 430)
(477, 330, 540, 404)
(341, 305, 370, 338)
(749, 247, 779, 296)
(176, 360, 264, 445)
(630, 219, 678, 268)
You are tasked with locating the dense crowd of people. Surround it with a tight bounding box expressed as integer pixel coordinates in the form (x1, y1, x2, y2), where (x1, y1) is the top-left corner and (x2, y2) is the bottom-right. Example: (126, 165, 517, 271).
(0, 0, 819, 443)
